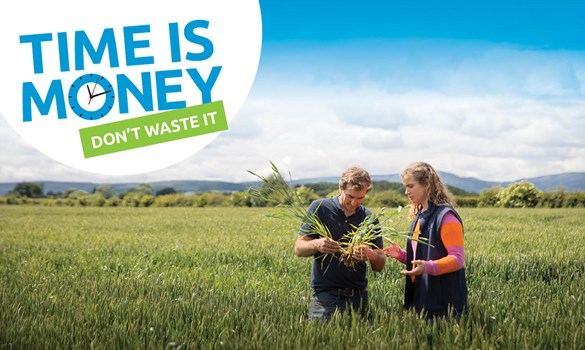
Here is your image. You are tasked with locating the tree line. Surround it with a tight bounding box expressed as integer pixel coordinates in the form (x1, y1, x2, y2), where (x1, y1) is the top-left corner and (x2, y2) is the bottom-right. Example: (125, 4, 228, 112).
(1, 179, 584, 208)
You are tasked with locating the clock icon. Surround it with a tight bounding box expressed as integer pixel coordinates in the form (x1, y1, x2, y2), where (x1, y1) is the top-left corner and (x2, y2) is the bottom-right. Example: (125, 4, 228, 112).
(68, 73, 115, 121)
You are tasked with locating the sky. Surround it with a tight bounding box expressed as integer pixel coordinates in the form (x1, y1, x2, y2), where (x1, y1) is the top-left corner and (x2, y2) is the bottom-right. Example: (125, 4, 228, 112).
(1, 0, 584, 184)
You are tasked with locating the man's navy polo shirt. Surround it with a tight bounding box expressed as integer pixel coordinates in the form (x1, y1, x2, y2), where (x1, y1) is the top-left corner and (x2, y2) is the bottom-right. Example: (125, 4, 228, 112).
(299, 195, 383, 293)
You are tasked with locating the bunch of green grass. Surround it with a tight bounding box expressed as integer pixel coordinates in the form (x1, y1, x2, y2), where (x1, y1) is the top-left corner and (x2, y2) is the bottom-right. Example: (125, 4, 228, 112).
(247, 161, 333, 241)
(340, 206, 430, 269)
(248, 162, 339, 272)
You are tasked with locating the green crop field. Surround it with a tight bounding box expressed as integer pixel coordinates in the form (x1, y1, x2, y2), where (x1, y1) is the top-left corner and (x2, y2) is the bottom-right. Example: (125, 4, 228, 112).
(1, 206, 584, 349)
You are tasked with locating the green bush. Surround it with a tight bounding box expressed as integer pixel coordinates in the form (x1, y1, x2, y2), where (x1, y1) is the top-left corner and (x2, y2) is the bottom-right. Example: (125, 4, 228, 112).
(194, 192, 230, 207)
(228, 192, 253, 207)
(295, 186, 320, 205)
(365, 190, 408, 208)
(498, 181, 543, 208)
(454, 196, 479, 208)
(564, 192, 585, 207)
(121, 192, 141, 207)
(155, 194, 195, 207)
(540, 189, 566, 208)
(478, 186, 502, 207)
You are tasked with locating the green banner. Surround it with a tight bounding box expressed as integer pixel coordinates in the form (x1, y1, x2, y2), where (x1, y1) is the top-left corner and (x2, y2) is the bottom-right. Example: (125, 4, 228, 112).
(79, 101, 227, 158)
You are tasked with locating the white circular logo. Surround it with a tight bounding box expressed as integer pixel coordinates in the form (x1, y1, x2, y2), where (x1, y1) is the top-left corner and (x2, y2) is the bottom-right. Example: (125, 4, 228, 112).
(0, 1, 261, 175)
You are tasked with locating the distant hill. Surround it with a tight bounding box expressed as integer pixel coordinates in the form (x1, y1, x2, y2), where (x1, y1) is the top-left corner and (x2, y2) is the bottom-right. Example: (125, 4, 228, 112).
(0, 172, 583, 196)
(290, 172, 584, 194)
(517, 173, 585, 192)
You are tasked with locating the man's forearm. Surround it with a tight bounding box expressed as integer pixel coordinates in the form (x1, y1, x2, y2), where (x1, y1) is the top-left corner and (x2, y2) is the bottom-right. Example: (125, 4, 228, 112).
(294, 237, 317, 257)
(368, 249, 386, 272)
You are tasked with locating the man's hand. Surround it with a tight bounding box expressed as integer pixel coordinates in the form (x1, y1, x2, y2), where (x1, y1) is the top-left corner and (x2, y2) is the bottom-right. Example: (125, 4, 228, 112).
(313, 238, 341, 254)
(295, 236, 340, 257)
(351, 245, 373, 261)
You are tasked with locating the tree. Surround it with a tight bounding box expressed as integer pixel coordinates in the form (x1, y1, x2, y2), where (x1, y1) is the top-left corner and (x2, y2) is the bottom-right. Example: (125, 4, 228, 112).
(137, 183, 154, 196)
(125, 183, 154, 197)
(10, 182, 44, 198)
(94, 184, 117, 199)
(155, 187, 177, 196)
(65, 188, 89, 200)
(498, 181, 543, 208)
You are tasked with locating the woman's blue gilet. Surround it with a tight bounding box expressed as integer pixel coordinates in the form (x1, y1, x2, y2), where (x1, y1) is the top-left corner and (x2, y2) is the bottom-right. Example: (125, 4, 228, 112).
(404, 202, 468, 317)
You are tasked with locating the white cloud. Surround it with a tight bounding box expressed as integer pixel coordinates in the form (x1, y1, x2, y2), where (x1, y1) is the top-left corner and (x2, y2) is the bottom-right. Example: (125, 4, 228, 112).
(1, 39, 584, 184)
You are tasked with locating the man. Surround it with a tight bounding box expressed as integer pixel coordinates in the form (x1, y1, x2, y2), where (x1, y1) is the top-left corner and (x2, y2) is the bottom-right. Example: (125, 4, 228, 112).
(294, 166, 386, 320)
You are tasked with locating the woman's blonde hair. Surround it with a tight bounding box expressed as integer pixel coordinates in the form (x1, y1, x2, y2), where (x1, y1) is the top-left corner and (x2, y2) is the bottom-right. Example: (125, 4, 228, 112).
(401, 161, 456, 220)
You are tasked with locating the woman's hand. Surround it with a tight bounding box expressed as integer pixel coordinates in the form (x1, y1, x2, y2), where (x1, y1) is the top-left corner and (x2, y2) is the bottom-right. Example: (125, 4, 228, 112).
(401, 259, 426, 276)
(383, 242, 402, 259)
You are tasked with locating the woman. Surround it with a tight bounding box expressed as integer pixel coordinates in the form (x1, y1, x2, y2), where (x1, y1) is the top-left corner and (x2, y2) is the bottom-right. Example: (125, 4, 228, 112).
(384, 161, 468, 318)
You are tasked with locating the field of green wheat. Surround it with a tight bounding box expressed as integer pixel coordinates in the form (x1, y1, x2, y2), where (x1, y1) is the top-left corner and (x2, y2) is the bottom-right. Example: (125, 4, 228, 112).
(1, 206, 584, 349)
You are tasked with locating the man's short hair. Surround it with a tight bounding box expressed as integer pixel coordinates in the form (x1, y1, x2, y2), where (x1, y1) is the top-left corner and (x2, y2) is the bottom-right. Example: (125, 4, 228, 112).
(339, 166, 373, 192)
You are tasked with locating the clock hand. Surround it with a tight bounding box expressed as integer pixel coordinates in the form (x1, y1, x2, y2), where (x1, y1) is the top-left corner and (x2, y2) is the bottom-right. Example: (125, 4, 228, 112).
(88, 77, 100, 105)
(87, 85, 94, 105)
(91, 90, 112, 98)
